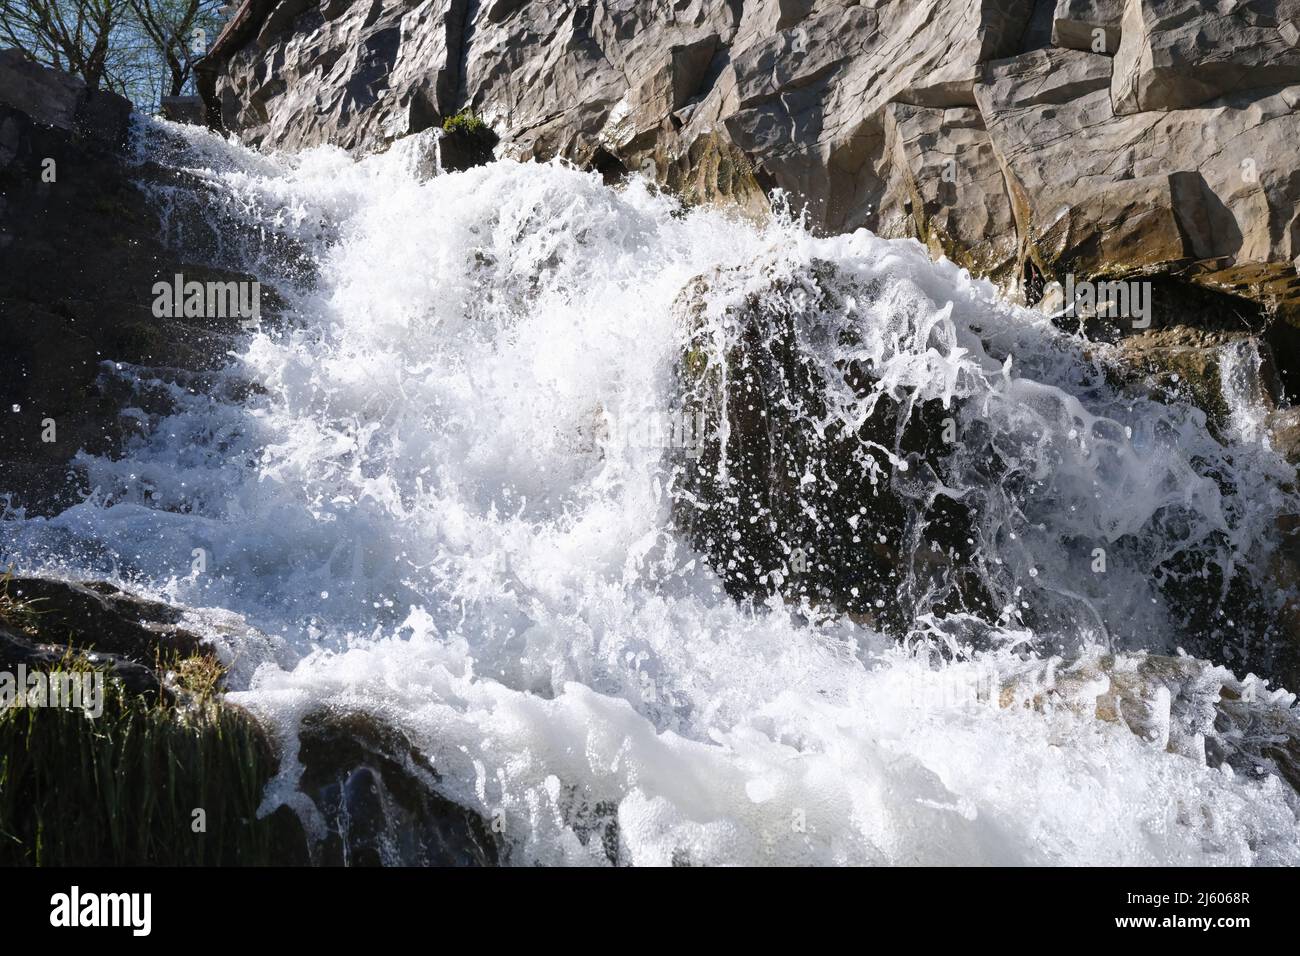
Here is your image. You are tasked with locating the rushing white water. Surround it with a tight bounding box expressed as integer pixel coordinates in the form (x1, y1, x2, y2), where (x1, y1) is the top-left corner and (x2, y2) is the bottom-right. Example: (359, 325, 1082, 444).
(3, 117, 1300, 864)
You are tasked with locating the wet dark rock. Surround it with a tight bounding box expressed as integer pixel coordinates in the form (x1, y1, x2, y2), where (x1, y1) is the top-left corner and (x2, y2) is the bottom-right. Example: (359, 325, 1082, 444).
(1037, 275, 1300, 448)
(1093, 325, 1300, 682)
(0, 56, 281, 516)
(1271, 407, 1300, 465)
(0, 574, 492, 865)
(296, 710, 500, 866)
(1084, 291, 1300, 682)
(5, 576, 209, 660)
(437, 119, 499, 173)
(0, 623, 163, 698)
(0, 575, 219, 698)
(670, 256, 1300, 686)
(671, 259, 992, 632)
(160, 95, 207, 124)
(1116, 327, 1283, 443)
(0, 49, 131, 150)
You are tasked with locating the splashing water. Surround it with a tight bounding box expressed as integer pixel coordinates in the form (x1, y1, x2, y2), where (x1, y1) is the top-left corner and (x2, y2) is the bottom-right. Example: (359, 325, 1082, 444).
(3, 117, 1299, 865)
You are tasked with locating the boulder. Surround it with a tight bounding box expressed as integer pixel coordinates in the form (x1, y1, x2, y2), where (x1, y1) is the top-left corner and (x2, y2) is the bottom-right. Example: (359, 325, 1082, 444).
(1116, 325, 1284, 444)
(4, 577, 209, 661)
(160, 95, 206, 124)
(1272, 405, 1300, 462)
(0, 575, 309, 865)
(671, 258, 992, 631)
(296, 710, 499, 866)
(671, 256, 1299, 683)
(0, 625, 163, 699)
(0, 575, 228, 700)
(0, 574, 497, 865)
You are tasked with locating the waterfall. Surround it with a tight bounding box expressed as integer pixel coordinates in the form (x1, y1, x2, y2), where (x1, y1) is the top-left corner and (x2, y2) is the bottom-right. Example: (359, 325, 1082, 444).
(3, 116, 1298, 865)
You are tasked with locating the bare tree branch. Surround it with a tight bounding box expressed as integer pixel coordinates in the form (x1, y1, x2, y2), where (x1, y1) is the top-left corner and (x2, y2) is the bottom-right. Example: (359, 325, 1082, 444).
(0, 0, 224, 102)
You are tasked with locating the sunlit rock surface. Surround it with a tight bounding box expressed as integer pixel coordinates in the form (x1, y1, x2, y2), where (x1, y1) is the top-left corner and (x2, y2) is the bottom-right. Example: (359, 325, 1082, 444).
(203, 0, 1300, 325)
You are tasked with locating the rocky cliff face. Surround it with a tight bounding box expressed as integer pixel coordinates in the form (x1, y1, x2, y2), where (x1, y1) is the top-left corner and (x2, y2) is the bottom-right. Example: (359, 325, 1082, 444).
(203, 0, 1300, 325)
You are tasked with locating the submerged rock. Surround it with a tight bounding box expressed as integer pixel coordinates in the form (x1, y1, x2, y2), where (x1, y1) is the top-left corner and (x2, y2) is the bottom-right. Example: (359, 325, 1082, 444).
(999, 650, 1300, 797)
(1115, 326, 1283, 445)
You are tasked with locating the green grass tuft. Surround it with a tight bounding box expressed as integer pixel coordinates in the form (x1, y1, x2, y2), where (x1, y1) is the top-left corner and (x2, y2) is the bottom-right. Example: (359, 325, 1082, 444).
(0, 567, 46, 636)
(0, 674, 302, 865)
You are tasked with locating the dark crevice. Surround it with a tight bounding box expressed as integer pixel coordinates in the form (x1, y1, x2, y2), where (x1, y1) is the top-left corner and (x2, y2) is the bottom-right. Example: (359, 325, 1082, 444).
(450, 0, 481, 114)
(590, 146, 628, 185)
